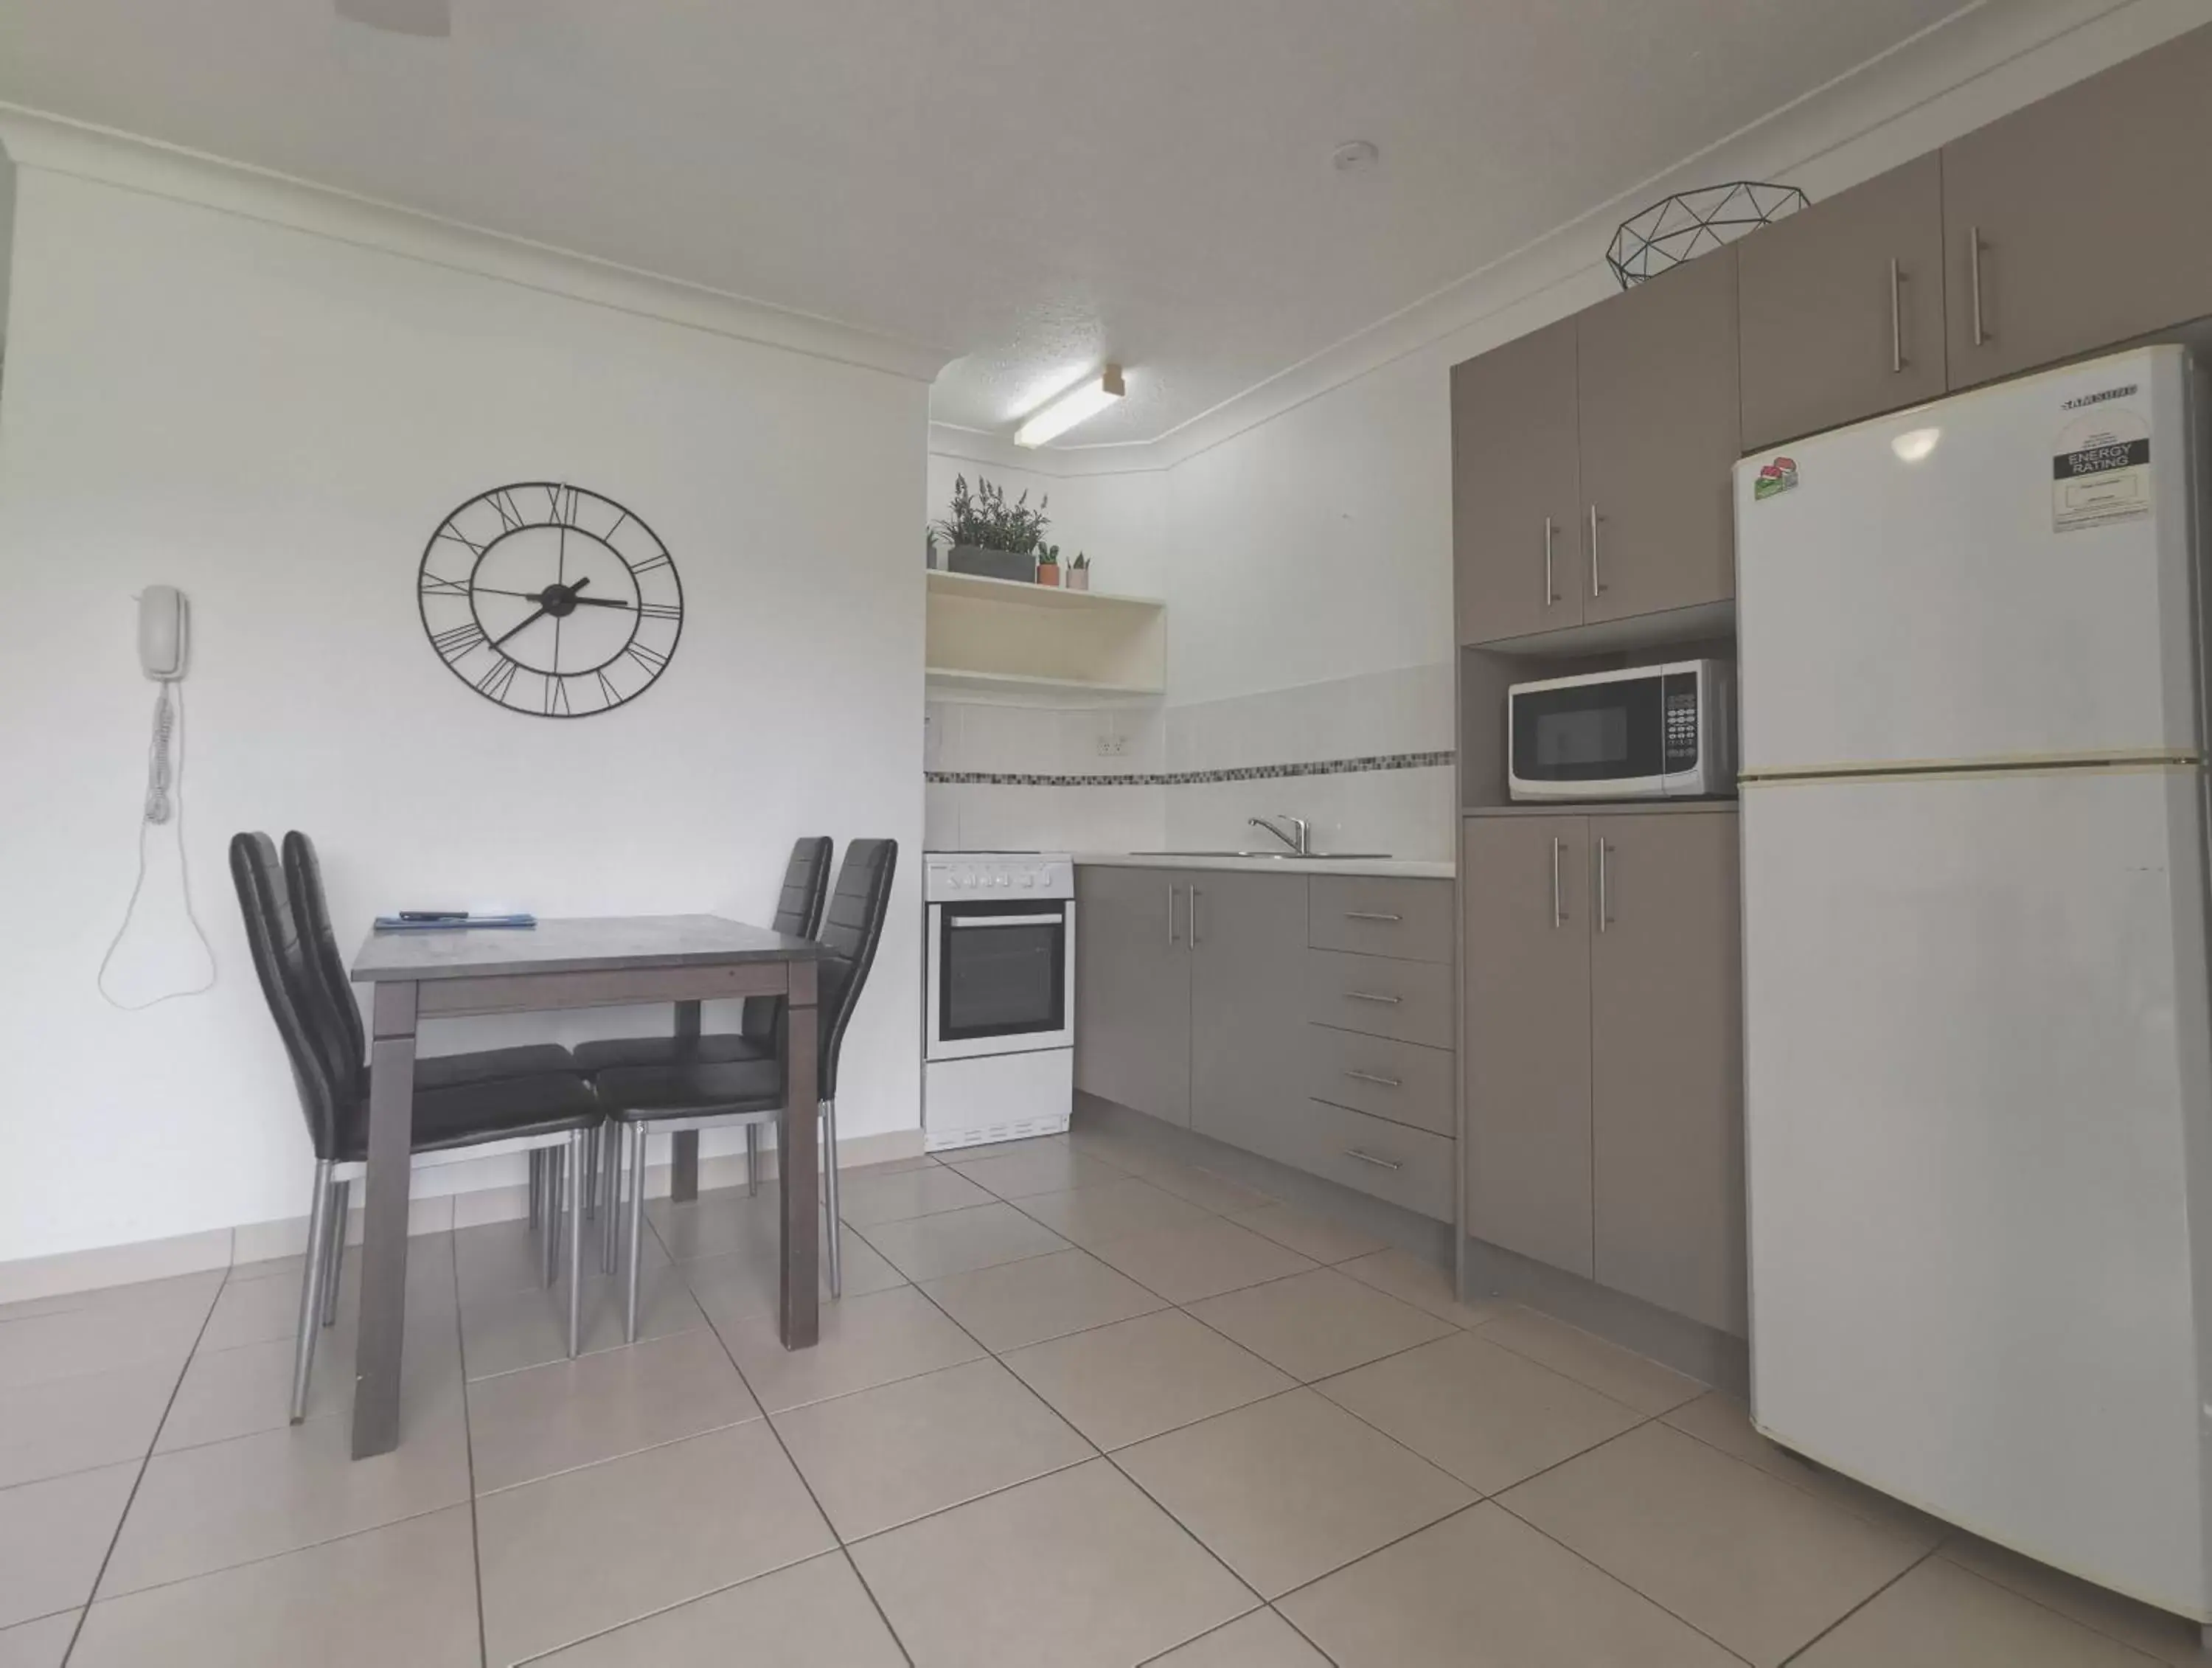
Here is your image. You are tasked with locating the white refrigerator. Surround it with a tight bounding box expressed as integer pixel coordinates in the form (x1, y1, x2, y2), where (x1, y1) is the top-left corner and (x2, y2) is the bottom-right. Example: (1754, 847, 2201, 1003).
(1738, 345, 2212, 1622)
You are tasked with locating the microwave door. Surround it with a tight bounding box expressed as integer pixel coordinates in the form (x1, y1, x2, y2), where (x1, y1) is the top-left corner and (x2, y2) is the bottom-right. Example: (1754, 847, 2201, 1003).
(1512, 675, 1669, 799)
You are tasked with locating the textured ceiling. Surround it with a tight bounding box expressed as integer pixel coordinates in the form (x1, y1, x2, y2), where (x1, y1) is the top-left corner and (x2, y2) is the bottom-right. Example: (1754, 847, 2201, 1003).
(0, 0, 1972, 445)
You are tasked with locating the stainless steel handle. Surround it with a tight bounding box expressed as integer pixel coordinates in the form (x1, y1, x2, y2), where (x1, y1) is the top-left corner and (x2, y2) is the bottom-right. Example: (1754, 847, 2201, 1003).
(1888, 257, 1904, 373)
(1343, 1149, 1404, 1172)
(1166, 883, 1178, 946)
(1969, 226, 1987, 347)
(1587, 506, 1601, 597)
(1596, 839, 1610, 934)
(1343, 911, 1402, 923)
(1345, 990, 1402, 1005)
(1551, 836, 1565, 930)
(1189, 885, 1201, 948)
(949, 913, 1064, 928)
(1344, 1069, 1403, 1088)
(1543, 516, 1557, 606)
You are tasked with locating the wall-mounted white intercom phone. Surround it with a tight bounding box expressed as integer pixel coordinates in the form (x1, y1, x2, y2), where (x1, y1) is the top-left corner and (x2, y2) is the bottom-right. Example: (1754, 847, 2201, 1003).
(139, 584, 188, 681)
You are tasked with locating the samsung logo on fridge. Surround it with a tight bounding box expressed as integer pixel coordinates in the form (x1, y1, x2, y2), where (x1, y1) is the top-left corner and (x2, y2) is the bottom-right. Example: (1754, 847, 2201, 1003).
(2062, 383, 2138, 410)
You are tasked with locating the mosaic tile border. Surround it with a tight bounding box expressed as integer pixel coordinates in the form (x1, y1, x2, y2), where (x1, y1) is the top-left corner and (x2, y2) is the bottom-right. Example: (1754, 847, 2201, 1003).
(925, 749, 1455, 788)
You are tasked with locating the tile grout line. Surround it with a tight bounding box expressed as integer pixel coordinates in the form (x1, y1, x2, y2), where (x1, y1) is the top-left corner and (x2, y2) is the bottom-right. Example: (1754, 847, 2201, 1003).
(1773, 1544, 1944, 1666)
(446, 1237, 490, 1668)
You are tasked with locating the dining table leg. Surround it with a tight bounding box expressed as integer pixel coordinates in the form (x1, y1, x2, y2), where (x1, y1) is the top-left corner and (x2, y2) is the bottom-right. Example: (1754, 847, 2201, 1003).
(669, 1001, 701, 1203)
(353, 979, 419, 1459)
(779, 960, 820, 1349)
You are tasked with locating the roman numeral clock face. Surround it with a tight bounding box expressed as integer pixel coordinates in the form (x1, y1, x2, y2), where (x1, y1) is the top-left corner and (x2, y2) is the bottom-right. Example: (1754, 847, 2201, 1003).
(417, 483, 683, 717)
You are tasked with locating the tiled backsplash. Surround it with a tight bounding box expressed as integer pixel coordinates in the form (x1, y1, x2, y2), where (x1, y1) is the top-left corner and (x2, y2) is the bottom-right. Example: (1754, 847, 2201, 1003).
(925, 662, 1456, 861)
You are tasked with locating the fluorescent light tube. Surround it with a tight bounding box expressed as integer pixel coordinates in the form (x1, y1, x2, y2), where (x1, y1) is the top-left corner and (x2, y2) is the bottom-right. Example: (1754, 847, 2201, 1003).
(1015, 365, 1126, 448)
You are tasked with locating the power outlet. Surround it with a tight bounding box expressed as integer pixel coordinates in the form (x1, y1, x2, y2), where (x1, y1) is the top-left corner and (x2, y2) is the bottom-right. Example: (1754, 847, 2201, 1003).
(1096, 734, 1127, 758)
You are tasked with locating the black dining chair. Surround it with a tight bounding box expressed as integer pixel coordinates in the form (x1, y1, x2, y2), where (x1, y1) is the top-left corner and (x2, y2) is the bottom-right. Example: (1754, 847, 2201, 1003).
(574, 836, 833, 1200)
(232, 833, 602, 1419)
(595, 838, 896, 1335)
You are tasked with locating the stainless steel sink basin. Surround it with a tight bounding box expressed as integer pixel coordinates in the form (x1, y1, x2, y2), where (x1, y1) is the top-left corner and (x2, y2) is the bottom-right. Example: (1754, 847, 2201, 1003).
(1133, 850, 1394, 861)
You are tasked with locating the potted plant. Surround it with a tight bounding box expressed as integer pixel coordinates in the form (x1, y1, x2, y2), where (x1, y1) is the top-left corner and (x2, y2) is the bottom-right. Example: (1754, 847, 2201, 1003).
(1067, 552, 1091, 591)
(930, 475, 1048, 583)
(1037, 543, 1062, 587)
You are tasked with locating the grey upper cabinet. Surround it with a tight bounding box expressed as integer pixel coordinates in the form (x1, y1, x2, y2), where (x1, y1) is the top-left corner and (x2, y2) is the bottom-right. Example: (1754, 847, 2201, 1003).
(1074, 865, 1192, 1125)
(1588, 813, 1745, 1337)
(1189, 872, 1310, 1153)
(1463, 814, 1594, 1279)
(1738, 154, 1946, 450)
(1576, 247, 1742, 626)
(1453, 319, 1583, 645)
(1943, 24, 2212, 390)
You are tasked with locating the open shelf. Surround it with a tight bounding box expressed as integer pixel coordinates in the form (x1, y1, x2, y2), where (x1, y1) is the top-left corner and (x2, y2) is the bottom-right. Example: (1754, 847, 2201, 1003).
(926, 569, 1165, 612)
(926, 566, 1166, 703)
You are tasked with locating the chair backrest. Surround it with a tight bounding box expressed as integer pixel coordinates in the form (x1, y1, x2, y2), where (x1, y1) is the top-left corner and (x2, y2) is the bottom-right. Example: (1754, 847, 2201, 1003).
(815, 838, 897, 1099)
(741, 835, 834, 1049)
(229, 832, 352, 1159)
(282, 831, 367, 1078)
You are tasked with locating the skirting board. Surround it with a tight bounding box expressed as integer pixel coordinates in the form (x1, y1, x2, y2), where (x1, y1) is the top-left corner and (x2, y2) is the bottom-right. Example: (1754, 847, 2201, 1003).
(0, 1126, 926, 1307)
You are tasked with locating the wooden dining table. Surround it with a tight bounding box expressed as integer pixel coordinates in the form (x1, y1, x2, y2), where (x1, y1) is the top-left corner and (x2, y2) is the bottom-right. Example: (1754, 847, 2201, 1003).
(349, 914, 825, 1459)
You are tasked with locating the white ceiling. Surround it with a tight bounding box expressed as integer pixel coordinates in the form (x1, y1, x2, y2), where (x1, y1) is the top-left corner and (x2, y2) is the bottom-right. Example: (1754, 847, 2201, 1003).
(0, 0, 1973, 445)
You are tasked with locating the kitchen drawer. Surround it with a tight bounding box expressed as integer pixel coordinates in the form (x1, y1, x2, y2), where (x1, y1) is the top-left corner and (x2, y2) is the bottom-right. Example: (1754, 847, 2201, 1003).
(1305, 949, 1454, 1049)
(1276, 1099, 1454, 1221)
(1308, 877, 1453, 964)
(1304, 1025, 1454, 1137)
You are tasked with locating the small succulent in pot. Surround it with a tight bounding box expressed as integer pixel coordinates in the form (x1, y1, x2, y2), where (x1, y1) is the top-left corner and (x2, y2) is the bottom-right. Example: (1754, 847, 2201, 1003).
(1036, 543, 1062, 587)
(1067, 551, 1091, 591)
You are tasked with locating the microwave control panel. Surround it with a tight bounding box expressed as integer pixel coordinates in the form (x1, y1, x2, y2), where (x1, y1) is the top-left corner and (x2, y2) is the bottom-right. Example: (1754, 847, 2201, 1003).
(1663, 678, 1700, 771)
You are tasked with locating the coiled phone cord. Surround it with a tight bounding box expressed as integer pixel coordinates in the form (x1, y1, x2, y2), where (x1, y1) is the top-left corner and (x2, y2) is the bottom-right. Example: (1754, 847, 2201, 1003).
(97, 681, 217, 1010)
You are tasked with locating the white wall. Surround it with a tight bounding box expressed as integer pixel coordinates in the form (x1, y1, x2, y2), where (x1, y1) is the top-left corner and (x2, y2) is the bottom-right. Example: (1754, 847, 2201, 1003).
(0, 165, 929, 1265)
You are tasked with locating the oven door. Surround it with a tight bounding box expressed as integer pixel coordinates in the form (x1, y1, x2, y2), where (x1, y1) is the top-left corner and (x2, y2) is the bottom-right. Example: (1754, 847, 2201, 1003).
(1509, 670, 1669, 799)
(925, 899, 1075, 1061)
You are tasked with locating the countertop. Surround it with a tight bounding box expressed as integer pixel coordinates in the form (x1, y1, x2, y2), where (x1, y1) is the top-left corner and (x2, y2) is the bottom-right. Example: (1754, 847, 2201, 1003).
(1073, 852, 1455, 880)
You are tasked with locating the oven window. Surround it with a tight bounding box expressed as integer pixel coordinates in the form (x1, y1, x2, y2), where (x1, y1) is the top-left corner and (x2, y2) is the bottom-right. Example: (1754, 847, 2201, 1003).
(939, 906, 1066, 1042)
(1514, 676, 1665, 782)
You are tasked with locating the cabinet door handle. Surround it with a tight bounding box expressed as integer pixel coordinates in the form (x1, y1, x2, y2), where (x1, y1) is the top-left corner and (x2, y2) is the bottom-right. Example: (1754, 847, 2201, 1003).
(1889, 257, 1905, 373)
(1596, 838, 1611, 934)
(1969, 226, 1989, 347)
(1587, 505, 1602, 597)
(1543, 515, 1557, 606)
(1344, 1069, 1403, 1088)
(1343, 910, 1402, 923)
(1551, 835, 1565, 930)
(1345, 990, 1402, 1005)
(1189, 885, 1201, 948)
(1343, 1149, 1404, 1172)
(1166, 883, 1178, 946)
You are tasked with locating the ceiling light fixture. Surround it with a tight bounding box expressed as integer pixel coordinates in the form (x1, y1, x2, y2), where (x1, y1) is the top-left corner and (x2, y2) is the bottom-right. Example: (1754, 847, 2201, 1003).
(1015, 364, 1125, 448)
(1332, 140, 1380, 173)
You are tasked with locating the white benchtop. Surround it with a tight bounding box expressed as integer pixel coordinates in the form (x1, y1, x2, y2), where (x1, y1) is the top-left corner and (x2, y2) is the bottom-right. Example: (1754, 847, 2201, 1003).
(1073, 852, 1454, 880)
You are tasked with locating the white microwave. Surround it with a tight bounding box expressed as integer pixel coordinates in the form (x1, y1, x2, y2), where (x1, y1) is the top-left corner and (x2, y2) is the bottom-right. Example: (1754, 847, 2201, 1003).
(1507, 659, 1734, 802)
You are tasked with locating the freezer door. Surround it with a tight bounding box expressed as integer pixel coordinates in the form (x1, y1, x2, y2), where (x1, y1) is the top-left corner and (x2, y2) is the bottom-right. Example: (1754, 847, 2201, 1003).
(1736, 347, 2199, 775)
(1745, 768, 2212, 1616)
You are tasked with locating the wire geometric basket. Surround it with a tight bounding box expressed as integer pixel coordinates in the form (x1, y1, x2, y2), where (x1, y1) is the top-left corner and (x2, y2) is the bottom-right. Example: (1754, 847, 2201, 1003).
(1607, 181, 1809, 288)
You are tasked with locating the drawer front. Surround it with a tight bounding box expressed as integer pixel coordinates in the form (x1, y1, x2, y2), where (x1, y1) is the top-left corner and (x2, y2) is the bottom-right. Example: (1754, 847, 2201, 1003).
(1305, 950, 1454, 1048)
(1308, 877, 1454, 964)
(1277, 1099, 1454, 1221)
(1304, 1025, 1454, 1137)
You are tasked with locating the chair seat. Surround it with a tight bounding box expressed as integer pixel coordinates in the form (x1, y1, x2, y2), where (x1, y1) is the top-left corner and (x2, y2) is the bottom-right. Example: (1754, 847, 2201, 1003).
(572, 1034, 773, 1073)
(334, 1072, 599, 1163)
(594, 1058, 784, 1120)
(413, 1043, 580, 1091)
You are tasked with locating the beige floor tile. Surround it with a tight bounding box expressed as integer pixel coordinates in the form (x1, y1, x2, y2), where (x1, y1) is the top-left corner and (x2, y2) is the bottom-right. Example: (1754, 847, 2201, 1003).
(1279, 1501, 1741, 1668)
(648, 1192, 801, 1262)
(1091, 1220, 1319, 1304)
(681, 1226, 905, 1322)
(1795, 1554, 2163, 1667)
(1941, 1536, 2212, 1667)
(920, 1248, 1166, 1351)
(1064, 1127, 1186, 1178)
(1663, 1392, 1952, 1540)
(774, 1357, 1092, 1540)
(159, 1305, 462, 1452)
(1141, 1164, 1279, 1216)
(0, 1270, 221, 1325)
(851, 1459, 1252, 1668)
(1003, 1310, 1295, 1452)
(1186, 1268, 1454, 1381)
(1501, 1421, 1931, 1667)
(855, 1202, 1069, 1282)
(712, 1284, 985, 1413)
(100, 1391, 470, 1598)
(1014, 1178, 1215, 1250)
(476, 1420, 832, 1667)
(1317, 1330, 1643, 1493)
(0, 1462, 138, 1630)
(459, 1263, 705, 1380)
(532, 1551, 905, 1666)
(70, 1506, 480, 1668)
(199, 1245, 453, 1352)
(0, 1288, 209, 1391)
(0, 1610, 76, 1668)
(1336, 1248, 1503, 1327)
(835, 1165, 996, 1227)
(1146, 1608, 1329, 1666)
(467, 1326, 759, 1493)
(1118, 1389, 1474, 1598)
(1228, 1203, 1385, 1265)
(947, 1144, 1127, 1200)
(1478, 1306, 1705, 1414)
(0, 1361, 175, 1488)
(456, 1215, 665, 1300)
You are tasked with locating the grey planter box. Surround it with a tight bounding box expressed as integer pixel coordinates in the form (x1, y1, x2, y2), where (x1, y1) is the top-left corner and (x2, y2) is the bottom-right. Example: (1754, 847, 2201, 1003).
(946, 545, 1037, 583)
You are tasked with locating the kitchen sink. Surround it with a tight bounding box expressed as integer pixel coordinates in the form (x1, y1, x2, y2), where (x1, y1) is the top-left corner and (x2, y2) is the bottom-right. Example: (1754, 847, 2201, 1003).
(1133, 849, 1394, 861)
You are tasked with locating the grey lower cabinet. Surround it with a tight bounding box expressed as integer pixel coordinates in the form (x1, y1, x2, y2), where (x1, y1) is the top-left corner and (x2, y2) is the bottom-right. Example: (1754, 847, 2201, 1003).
(1188, 871, 1310, 1153)
(1074, 865, 1192, 1125)
(1462, 809, 1745, 1335)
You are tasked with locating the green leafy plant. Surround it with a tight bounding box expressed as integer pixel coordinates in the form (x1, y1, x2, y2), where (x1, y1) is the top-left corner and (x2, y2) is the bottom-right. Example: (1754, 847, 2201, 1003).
(931, 474, 1051, 555)
(1069, 552, 1090, 570)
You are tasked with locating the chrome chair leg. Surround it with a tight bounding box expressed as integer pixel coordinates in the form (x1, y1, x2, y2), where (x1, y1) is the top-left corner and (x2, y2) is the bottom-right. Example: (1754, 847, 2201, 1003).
(527, 1147, 543, 1229)
(599, 1122, 620, 1274)
(822, 1097, 843, 1298)
(290, 1160, 335, 1424)
(566, 1130, 586, 1358)
(321, 1178, 349, 1327)
(583, 1125, 599, 1221)
(746, 1124, 760, 1197)
(624, 1122, 649, 1343)
(540, 1147, 560, 1288)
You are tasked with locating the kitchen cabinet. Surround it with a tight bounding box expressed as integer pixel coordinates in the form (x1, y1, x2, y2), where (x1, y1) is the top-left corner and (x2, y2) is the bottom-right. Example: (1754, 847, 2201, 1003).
(1074, 865, 1191, 1125)
(1942, 24, 2212, 390)
(1462, 809, 1744, 1332)
(1453, 319, 1583, 645)
(1587, 813, 1745, 1335)
(1738, 154, 1947, 449)
(1189, 872, 1310, 1153)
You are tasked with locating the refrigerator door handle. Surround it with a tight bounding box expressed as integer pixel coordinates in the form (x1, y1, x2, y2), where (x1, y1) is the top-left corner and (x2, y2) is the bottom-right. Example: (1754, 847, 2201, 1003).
(1551, 836, 1565, 930)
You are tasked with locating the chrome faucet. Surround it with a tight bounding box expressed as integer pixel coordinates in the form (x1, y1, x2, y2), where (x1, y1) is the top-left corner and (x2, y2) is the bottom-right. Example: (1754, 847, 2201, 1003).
(1249, 815, 1310, 856)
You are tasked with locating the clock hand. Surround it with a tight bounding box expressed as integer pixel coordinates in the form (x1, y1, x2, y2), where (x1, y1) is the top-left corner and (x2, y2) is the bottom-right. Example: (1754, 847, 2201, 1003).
(565, 596, 633, 610)
(490, 578, 593, 650)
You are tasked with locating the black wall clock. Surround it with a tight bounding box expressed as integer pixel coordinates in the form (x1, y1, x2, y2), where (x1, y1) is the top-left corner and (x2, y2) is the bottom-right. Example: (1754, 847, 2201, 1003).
(417, 482, 683, 717)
